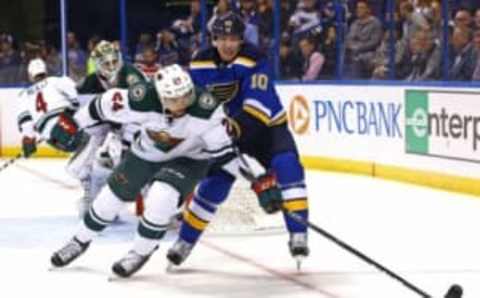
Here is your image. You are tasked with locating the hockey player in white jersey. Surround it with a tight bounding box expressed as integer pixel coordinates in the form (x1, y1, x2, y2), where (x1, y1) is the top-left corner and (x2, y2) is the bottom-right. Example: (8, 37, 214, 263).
(50, 64, 235, 278)
(66, 40, 148, 218)
(17, 58, 86, 157)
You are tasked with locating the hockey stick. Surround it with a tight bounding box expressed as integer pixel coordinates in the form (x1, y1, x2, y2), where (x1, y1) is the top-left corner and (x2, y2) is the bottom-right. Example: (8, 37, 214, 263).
(235, 150, 462, 298)
(0, 152, 23, 173)
(0, 138, 45, 174)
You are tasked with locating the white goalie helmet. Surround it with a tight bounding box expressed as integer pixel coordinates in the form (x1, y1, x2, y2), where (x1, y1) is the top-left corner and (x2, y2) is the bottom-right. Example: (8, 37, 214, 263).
(154, 64, 195, 112)
(92, 40, 123, 83)
(27, 58, 47, 82)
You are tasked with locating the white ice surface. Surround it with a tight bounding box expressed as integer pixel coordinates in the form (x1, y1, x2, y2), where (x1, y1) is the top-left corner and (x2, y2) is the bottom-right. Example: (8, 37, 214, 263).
(0, 158, 479, 298)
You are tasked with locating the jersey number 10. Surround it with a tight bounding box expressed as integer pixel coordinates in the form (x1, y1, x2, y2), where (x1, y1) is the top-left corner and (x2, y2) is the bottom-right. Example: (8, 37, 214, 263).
(250, 74, 268, 91)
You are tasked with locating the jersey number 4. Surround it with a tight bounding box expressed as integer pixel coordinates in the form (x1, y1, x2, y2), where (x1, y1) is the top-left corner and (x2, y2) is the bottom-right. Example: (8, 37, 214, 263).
(112, 92, 124, 111)
(36, 92, 48, 113)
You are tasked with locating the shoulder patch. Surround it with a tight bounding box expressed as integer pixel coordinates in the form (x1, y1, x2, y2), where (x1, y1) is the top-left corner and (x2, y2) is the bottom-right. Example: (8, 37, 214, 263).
(129, 83, 147, 102)
(127, 74, 141, 86)
(198, 92, 218, 110)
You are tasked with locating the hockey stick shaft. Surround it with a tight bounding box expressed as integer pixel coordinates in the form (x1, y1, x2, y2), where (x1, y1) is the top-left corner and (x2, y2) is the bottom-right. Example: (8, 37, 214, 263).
(283, 210, 431, 298)
(0, 153, 23, 173)
(0, 138, 45, 174)
(235, 150, 431, 298)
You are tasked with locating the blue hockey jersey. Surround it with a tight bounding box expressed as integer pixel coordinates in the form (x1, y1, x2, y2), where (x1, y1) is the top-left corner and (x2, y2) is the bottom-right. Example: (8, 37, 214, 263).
(189, 43, 287, 127)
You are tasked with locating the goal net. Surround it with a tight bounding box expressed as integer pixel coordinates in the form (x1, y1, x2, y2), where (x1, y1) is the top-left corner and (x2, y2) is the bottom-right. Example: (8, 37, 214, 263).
(206, 176, 284, 235)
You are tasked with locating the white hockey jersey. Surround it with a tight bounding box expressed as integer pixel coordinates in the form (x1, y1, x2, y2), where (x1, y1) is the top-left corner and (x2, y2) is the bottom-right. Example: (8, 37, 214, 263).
(74, 82, 233, 163)
(17, 76, 78, 139)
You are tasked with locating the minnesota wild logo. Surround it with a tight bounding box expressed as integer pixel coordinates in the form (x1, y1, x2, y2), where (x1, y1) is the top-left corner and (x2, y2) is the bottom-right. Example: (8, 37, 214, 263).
(146, 129, 184, 152)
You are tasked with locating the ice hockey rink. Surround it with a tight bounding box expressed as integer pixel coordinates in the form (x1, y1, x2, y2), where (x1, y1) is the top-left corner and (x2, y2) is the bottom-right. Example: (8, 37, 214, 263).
(0, 158, 479, 298)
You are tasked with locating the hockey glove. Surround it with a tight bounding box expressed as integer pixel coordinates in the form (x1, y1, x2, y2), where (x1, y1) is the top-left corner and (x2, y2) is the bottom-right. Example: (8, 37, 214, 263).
(48, 113, 84, 152)
(251, 173, 283, 214)
(22, 136, 37, 158)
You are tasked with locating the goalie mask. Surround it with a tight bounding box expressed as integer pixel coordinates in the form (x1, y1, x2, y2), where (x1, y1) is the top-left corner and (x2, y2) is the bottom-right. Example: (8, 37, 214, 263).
(92, 40, 123, 84)
(154, 64, 195, 115)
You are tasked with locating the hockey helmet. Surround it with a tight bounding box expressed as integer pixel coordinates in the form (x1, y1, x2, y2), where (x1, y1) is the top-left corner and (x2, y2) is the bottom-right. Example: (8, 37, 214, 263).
(92, 40, 123, 83)
(27, 58, 47, 82)
(211, 12, 246, 40)
(154, 64, 195, 113)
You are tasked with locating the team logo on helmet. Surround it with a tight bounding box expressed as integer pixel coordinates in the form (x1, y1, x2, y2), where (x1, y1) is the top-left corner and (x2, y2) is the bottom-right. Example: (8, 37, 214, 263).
(173, 77, 182, 85)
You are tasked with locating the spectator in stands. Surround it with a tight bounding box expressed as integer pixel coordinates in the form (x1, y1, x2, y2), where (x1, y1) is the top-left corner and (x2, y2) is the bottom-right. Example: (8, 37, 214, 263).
(134, 33, 154, 62)
(239, 0, 260, 46)
(0, 33, 20, 84)
(279, 32, 301, 80)
(453, 8, 473, 32)
(288, 0, 322, 39)
(371, 29, 407, 79)
(299, 35, 324, 80)
(0, 34, 19, 69)
(171, 0, 203, 64)
(318, 26, 337, 79)
(135, 46, 160, 80)
(344, 0, 383, 79)
(186, 0, 202, 34)
(257, 0, 273, 52)
(155, 29, 179, 67)
(448, 27, 475, 80)
(414, 0, 435, 19)
(404, 29, 441, 81)
(207, 0, 232, 34)
(41, 44, 62, 76)
(428, 0, 442, 41)
(86, 35, 101, 75)
(470, 29, 480, 80)
(280, 0, 297, 30)
(398, 1, 430, 41)
(474, 8, 480, 30)
(67, 32, 86, 82)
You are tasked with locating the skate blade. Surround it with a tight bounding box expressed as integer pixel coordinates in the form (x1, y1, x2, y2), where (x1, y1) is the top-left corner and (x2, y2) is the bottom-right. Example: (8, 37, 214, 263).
(295, 256, 305, 272)
(48, 266, 61, 272)
(166, 262, 178, 273)
(107, 274, 123, 282)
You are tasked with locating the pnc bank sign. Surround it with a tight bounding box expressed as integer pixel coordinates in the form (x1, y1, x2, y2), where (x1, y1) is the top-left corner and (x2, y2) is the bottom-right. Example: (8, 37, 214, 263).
(287, 95, 402, 138)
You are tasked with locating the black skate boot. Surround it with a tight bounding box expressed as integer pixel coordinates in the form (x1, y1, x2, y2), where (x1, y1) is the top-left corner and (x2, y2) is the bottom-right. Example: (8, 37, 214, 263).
(166, 239, 194, 267)
(112, 247, 157, 278)
(288, 233, 309, 270)
(51, 237, 90, 267)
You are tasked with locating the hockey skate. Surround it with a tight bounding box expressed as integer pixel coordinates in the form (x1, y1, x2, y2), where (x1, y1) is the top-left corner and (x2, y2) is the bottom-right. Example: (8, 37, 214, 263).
(166, 239, 193, 269)
(112, 247, 157, 278)
(51, 237, 90, 267)
(288, 232, 309, 271)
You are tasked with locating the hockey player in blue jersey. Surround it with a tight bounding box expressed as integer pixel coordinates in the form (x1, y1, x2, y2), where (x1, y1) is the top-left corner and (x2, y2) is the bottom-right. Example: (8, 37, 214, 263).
(167, 12, 310, 268)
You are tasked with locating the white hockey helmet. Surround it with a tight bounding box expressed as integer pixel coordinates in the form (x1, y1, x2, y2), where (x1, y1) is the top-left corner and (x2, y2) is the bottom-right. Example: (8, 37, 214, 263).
(27, 58, 47, 82)
(154, 64, 195, 113)
(92, 40, 123, 83)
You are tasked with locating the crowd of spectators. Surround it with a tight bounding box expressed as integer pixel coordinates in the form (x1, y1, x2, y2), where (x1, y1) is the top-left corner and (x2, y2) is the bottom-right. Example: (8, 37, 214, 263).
(1, 0, 480, 84)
